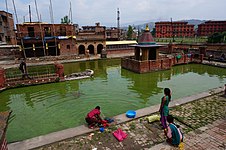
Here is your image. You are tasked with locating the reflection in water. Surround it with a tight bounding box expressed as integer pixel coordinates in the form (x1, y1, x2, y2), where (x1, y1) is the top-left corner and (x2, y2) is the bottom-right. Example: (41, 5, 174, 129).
(0, 59, 226, 143)
(121, 64, 226, 104)
(121, 69, 166, 104)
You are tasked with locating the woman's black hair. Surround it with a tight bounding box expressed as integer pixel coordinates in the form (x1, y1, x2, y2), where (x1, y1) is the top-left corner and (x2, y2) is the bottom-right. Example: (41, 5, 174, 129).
(95, 106, 100, 110)
(164, 88, 171, 102)
(167, 115, 174, 123)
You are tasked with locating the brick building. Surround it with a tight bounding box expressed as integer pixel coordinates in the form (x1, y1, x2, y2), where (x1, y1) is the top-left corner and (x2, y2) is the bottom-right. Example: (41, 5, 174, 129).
(106, 27, 120, 41)
(155, 21, 195, 38)
(106, 40, 137, 56)
(16, 22, 77, 57)
(197, 20, 226, 36)
(76, 22, 106, 55)
(0, 11, 16, 45)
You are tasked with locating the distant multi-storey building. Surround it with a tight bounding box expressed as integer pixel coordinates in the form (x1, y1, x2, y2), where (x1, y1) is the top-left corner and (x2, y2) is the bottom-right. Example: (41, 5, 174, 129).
(106, 27, 121, 41)
(0, 11, 16, 45)
(197, 21, 226, 36)
(155, 21, 195, 38)
(16, 22, 77, 57)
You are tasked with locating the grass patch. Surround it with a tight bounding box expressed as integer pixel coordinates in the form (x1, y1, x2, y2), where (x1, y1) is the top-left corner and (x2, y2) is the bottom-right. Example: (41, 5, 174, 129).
(129, 122, 136, 130)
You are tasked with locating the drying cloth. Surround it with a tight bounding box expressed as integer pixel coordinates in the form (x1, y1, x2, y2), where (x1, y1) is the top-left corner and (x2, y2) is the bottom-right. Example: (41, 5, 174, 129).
(146, 115, 160, 123)
(113, 128, 127, 142)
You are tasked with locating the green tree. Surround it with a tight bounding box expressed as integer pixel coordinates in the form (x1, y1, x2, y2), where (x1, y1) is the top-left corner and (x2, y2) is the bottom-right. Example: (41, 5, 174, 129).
(222, 32, 226, 43)
(127, 25, 133, 40)
(61, 16, 70, 24)
(151, 28, 156, 37)
(207, 32, 226, 43)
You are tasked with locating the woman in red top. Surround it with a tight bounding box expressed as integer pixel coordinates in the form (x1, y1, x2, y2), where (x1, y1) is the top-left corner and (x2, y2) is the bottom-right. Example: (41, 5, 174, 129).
(85, 106, 102, 128)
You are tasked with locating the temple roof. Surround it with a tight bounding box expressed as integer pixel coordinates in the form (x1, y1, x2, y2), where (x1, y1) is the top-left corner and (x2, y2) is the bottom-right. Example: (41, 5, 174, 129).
(138, 25, 155, 45)
(132, 25, 163, 48)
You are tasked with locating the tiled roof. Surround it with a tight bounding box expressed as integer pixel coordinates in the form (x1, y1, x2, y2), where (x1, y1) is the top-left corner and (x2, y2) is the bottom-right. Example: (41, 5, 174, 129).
(132, 25, 163, 48)
(138, 31, 155, 45)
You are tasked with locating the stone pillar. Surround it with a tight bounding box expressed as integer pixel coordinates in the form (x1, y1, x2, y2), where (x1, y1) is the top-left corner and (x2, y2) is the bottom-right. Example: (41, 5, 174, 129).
(173, 56, 176, 65)
(199, 46, 207, 57)
(184, 54, 187, 63)
(155, 49, 159, 60)
(94, 46, 97, 55)
(0, 68, 6, 89)
(85, 49, 90, 59)
(54, 63, 64, 78)
(141, 48, 149, 61)
(200, 54, 204, 63)
(168, 43, 174, 54)
(169, 58, 172, 67)
(101, 49, 107, 58)
(135, 47, 140, 60)
(190, 54, 193, 62)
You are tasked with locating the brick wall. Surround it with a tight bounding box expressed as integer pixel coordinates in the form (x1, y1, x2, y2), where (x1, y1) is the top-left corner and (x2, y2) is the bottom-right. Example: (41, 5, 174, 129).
(59, 39, 77, 56)
(107, 49, 134, 55)
(0, 68, 5, 89)
(122, 54, 202, 73)
(0, 46, 21, 60)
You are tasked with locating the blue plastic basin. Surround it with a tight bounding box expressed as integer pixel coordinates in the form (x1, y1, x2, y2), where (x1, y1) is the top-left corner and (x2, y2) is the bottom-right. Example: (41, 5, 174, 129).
(99, 127, 105, 132)
(126, 110, 136, 118)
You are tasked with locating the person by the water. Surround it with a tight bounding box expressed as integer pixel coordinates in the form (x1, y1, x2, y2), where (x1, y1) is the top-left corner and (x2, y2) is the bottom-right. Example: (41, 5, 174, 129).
(85, 106, 102, 129)
(159, 88, 171, 129)
(19, 58, 31, 79)
(164, 115, 183, 147)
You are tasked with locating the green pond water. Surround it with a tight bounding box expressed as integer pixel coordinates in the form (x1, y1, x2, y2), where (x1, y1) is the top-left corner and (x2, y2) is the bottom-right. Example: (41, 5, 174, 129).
(0, 59, 226, 143)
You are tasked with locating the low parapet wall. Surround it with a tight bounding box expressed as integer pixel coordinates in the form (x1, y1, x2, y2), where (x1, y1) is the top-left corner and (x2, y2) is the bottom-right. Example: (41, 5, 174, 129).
(0, 63, 65, 90)
(121, 54, 203, 73)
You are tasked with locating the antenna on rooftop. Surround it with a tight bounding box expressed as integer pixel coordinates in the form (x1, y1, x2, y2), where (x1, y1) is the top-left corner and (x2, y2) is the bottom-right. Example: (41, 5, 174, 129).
(34, 0, 46, 56)
(12, 0, 26, 58)
(29, 5, 32, 23)
(49, 0, 58, 56)
(5, 0, 8, 13)
(117, 8, 120, 41)
(69, 1, 73, 24)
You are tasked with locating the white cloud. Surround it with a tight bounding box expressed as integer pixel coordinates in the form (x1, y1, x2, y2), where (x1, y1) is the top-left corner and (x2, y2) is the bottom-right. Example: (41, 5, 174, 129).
(1, 0, 225, 26)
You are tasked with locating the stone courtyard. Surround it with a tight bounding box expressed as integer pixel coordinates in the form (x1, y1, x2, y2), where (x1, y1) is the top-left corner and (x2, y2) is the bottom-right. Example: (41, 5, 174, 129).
(35, 92, 226, 150)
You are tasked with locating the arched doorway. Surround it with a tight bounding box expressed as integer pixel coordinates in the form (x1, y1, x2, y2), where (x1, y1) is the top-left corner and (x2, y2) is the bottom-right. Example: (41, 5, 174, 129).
(88, 45, 94, 54)
(78, 45, 85, 55)
(97, 44, 103, 54)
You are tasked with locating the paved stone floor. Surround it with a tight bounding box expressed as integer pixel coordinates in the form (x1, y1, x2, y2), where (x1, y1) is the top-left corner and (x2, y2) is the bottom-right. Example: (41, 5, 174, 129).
(36, 92, 226, 150)
(150, 119, 226, 150)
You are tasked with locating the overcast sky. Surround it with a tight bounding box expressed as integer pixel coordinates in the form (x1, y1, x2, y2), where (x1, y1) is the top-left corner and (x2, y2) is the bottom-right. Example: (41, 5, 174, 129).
(1, 0, 226, 27)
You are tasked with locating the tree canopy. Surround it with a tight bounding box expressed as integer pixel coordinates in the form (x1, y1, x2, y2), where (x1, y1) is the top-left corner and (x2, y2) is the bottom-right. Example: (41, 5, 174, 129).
(61, 16, 70, 24)
(207, 32, 226, 43)
(127, 25, 133, 40)
(151, 28, 156, 37)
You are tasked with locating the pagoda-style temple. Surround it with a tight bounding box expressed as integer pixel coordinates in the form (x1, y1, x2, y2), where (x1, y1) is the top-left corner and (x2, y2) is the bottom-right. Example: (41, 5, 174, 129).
(121, 25, 204, 73)
(121, 25, 170, 73)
